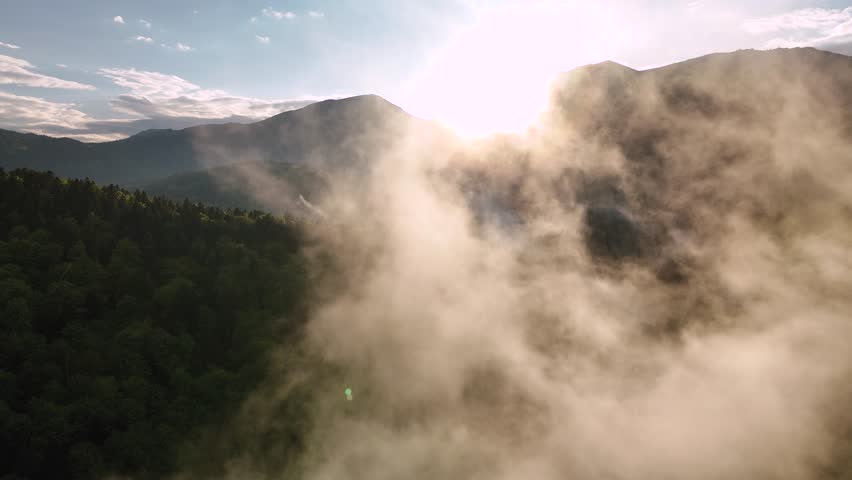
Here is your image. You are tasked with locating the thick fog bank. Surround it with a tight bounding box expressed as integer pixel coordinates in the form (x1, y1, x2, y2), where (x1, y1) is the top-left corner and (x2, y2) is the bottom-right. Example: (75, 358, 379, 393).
(184, 48, 852, 480)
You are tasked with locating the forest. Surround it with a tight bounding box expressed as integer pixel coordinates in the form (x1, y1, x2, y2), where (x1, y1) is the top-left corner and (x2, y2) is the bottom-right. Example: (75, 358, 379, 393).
(0, 168, 311, 479)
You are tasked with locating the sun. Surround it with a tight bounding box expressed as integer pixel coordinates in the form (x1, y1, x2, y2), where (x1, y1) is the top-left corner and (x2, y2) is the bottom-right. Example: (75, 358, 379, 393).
(400, 2, 621, 138)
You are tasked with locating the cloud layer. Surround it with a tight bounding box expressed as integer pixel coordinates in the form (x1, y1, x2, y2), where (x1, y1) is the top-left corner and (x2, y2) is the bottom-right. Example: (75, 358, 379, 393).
(99, 67, 322, 120)
(745, 7, 852, 50)
(0, 54, 95, 90)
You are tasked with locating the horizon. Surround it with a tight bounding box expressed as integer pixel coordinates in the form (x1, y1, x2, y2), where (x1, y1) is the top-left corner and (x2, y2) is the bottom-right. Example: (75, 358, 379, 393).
(1, 1, 852, 140)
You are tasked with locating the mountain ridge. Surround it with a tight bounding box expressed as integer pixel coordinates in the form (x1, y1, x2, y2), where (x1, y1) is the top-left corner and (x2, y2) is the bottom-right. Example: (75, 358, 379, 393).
(0, 94, 417, 185)
(1, 47, 850, 191)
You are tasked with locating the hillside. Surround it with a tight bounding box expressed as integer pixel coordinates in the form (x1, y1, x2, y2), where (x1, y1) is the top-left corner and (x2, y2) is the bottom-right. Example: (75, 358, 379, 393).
(142, 161, 329, 216)
(0, 169, 311, 479)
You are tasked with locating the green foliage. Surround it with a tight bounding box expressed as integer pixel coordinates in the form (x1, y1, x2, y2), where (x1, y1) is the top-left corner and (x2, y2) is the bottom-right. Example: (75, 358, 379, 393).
(0, 169, 308, 479)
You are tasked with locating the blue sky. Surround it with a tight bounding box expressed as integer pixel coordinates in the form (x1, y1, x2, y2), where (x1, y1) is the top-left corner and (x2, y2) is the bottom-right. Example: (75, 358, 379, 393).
(1, 0, 851, 140)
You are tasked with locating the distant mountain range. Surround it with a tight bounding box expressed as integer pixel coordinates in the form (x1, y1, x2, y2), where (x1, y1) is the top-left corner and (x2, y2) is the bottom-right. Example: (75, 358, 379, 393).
(2, 47, 851, 221)
(0, 94, 427, 187)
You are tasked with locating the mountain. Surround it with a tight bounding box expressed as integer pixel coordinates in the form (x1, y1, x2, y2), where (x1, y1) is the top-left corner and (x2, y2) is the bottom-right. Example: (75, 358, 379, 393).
(545, 47, 852, 139)
(0, 95, 419, 186)
(449, 47, 852, 270)
(3, 48, 851, 235)
(144, 48, 852, 225)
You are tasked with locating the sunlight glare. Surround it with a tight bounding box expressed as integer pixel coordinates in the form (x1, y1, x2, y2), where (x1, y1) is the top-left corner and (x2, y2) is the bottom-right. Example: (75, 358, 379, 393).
(402, 2, 624, 137)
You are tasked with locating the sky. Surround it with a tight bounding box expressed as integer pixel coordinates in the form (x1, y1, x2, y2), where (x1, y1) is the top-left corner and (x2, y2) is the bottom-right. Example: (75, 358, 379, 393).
(0, 0, 851, 141)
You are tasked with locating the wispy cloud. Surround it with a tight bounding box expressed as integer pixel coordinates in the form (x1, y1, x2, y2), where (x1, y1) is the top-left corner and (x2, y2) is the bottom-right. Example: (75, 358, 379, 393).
(262, 8, 296, 20)
(0, 91, 124, 142)
(250, 16, 259, 24)
(0, 41, 20, 49)
(134, 36, 154, 44)
(158, 42, 194, 52)
(113, 15, 125, 24)
(308, 11, 325, 18)
(0, 54, 95, 90)
(744, 7, 852, 49)
(255, 34, 271, 44)
(97, 68, 322, 121)
(139, 19, 152, 29)
(56, 63, 67, 68)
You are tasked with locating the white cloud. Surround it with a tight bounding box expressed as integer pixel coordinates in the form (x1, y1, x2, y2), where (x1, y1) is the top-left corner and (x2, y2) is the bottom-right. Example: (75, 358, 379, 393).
(113, 15, 125, 24)
(97, 67, 321, 120)
(0, 91, 87, 126)
(0, 91, 124, 142)
(134, 36, 154, 44)
(139, 19, 152, 29)
(308, 11, 325, 18)
(0, 54, 95, 90)
(744, 7, 852, 49)
(175, 42, 194, 52)
(0, 41, 20, 49)
(57, 64, 68, 68)
(255, 34, 271, 44)
(250, 16, 259, 24)
(262, 8, 296, 20)
(98, 68, 210, 102)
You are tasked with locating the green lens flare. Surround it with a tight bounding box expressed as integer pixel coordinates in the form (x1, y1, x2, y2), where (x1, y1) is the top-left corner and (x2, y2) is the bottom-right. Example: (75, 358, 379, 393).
(344, 387, 353, 400)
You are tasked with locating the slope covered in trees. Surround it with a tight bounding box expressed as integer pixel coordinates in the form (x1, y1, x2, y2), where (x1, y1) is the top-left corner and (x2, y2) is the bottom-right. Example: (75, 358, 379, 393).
(0, 169, 310, 479)
(142, 161, 329, 216)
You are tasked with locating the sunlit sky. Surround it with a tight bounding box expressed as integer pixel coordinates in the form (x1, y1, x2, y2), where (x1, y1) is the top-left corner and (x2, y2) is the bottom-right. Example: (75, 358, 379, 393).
(1, 0, 851, 140)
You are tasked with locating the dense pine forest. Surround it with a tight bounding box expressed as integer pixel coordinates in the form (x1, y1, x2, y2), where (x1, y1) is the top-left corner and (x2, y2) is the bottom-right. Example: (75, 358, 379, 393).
(0, 169, 310, 479)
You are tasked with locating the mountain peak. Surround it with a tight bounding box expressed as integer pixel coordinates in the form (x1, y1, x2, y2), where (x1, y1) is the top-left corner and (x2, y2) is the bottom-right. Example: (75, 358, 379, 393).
(549, 59, 639, 94)
(555, 60, 638, 79)
(256, 94, 406, 127)
(585, 60, 638, 73)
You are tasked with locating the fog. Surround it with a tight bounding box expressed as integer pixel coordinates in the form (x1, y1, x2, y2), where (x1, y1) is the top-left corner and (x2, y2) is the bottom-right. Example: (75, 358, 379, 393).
(183, 48, 852, 480)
